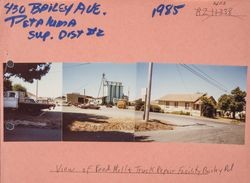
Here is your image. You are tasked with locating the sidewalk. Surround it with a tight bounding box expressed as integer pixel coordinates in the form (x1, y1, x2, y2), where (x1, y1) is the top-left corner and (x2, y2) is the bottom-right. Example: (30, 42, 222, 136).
(154, 112, 243, 125)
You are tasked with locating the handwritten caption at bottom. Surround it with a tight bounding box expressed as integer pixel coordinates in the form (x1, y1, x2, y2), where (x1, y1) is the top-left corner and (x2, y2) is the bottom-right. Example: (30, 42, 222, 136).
(50, 163, 234, 176)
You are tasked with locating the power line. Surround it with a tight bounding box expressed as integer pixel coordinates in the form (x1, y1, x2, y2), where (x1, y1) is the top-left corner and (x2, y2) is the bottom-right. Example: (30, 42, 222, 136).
(182, 64, 228, 92)
(191, 64, 228, 91)
(180, 64, 228, 92)
(176, 64, 190, 93)
(176, 64, 195, 101)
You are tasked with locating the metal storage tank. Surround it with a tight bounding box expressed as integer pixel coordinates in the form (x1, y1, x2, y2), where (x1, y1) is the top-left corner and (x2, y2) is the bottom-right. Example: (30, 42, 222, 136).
(106, 81, 123, 104)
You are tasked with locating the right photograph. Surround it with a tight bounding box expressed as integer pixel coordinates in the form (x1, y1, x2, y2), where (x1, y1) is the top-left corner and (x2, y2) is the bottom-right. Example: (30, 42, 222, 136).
(134, 63, 247, 144)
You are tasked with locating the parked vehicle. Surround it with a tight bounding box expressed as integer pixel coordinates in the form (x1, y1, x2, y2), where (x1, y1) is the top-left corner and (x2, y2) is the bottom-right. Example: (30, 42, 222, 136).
(117, 100, 127, 109)
(4, 91, 55, 114)
(56, 101, 70, 106)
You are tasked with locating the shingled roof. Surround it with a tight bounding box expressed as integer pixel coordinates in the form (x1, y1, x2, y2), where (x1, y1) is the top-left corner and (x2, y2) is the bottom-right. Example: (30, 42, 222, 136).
(157, 93, 206, 102)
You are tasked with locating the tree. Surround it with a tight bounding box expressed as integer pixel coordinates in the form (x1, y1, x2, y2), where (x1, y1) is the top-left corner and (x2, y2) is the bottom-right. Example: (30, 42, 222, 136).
(12, 84, 27, 94)
(201, 96, 217, 118)
(218, 87, 246, 119)
(230, 87, 246, 119)
(4, 63, 51, 83)
(3, 79, 12, 91)
(218, 94, 231, 115)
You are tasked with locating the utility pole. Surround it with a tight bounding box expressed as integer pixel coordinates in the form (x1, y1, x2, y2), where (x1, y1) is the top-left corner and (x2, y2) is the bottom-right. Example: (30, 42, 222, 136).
(143, 92, 147, 120)
(128, 87, 130, 101)
(102, 73, 105, 98)
(36, 79, 38, 101)
(145, 62, 153, 122)
(83, 88, 86, 104)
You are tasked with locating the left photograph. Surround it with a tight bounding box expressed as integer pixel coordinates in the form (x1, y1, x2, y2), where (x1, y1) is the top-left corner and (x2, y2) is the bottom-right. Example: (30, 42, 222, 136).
(3, 62, 63, 141)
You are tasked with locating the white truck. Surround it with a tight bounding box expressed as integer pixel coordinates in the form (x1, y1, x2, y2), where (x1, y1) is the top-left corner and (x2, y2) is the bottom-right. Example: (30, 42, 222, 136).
(4, 91, 55, 114)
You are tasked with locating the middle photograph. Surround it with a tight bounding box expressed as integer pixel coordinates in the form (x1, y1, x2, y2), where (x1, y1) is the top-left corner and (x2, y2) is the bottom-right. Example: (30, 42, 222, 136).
(62, 63, 137, 141)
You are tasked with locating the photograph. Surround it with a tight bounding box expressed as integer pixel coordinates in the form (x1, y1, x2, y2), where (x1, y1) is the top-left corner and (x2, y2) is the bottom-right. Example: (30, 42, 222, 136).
(3, 62, 63, 141)
(62, 63, 137, 141)
(134, 63, 247, 144)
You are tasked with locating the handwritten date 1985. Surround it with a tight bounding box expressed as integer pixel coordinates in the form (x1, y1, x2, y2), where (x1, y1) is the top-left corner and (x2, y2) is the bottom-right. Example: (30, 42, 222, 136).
(152, 3, 185, 17)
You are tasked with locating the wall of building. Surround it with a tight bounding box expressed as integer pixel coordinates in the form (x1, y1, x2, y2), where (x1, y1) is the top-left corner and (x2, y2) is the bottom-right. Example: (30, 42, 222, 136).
(67, 93, 91, 105)
(158, 101, 201, 116)
(67, 94, 79, 104)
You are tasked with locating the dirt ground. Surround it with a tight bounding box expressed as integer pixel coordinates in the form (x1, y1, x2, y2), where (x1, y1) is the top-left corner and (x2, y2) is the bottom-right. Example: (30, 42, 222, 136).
(4, 109, 62, 129)
(63, 112, 173, 132)
(62, 111, 173, 141)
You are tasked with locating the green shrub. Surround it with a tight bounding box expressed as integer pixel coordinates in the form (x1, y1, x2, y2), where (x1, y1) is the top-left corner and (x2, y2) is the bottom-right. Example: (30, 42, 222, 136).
(140, 104, 162, 113)
(151, 105, 161, 112)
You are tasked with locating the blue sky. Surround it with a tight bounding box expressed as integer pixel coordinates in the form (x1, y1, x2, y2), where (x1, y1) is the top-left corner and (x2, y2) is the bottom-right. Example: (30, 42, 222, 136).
(63, 63, 136, 99)
(9, 63, 62, 98)
(9, 62, 247, 101)
(136, 63, 247, 100)
(63, 62, 247, 101)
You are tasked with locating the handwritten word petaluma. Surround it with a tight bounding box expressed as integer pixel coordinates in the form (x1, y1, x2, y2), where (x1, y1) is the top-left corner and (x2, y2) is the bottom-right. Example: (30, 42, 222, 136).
(152, 3, 185, 17)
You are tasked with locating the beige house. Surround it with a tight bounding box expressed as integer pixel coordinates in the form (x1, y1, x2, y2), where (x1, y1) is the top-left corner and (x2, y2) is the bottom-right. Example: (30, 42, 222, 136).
(155, 93, 216, 116)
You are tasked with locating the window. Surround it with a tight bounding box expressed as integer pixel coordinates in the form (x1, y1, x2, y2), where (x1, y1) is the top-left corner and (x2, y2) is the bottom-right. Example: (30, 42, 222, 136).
(195, 104, 200, 110)
(166, 101, 170, 108)
(185, 102, 190, 109)
(174, 102, 178, 108)
(9, 92, 16, 97)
